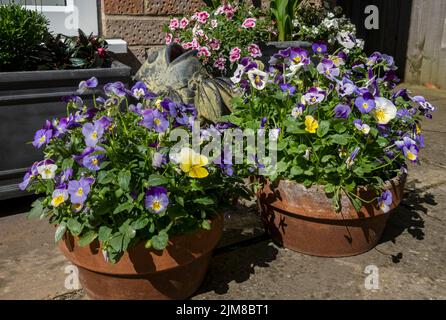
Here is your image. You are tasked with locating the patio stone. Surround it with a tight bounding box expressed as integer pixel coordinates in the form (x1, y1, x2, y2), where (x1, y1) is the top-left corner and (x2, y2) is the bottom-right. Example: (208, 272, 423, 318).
(0, 85, 445, 300)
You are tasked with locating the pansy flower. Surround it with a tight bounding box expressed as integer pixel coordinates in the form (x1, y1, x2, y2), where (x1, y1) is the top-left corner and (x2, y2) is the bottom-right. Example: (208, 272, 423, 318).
(353, 119, 370, 135)
(82, 122, 105, 147)
(68, 177, 94, 205)
(140, 109, 169, 133)
(247, 68, 268, 90)
(373, 97, 397, 124)
(77, 77, 98, 94)
(312, 41, 327, 54)
(145, 187, 169, 214)
(179, 147, 209, 178)
(317, 58, 340, 80)
(280, 83, 296, 96)
(82, 147, 106, 171)
(334, 104, 351, 119)
(355, 93, 376, 114)
(37, 161, 57, 180)
(346, 147, 360, 168)
(51, 189, 69, 207)
(378, 190, 393, 213)
(305, 115, 319, 134)
(302, 87, 326, 105)
(131, 81, 155, 100)
(33, 129, 53, 149)
(104, 81, 126, 97)
(395, 137, 419, 162)
(291, 104, 305, 119)
(336, 77, 356, 97)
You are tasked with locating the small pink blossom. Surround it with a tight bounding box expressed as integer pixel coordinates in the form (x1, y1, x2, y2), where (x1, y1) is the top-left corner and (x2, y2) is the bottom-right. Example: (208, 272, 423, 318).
(208, 39, 221, 51)
(169, 18, 179, 31)
(165, 33, 173, 45)
(196, 11, 210, 24)
(191, 38, 201, 50)
(174, 37, 180, 44)
(248, 44, 262, 58)
(229, 47, 241, 63)
(180, 17, 189, 29)
(216, 4, 235, 20)
(182, 42, 193, 50)
(211, 19, 218, 29)
(214, 56, 227, 71)
(242, 18, 256, 29)
(197, 46, 211, 58)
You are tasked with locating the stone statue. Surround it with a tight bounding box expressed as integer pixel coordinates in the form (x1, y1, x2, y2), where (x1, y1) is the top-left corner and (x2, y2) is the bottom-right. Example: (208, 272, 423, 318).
(134, 44, 236, 123)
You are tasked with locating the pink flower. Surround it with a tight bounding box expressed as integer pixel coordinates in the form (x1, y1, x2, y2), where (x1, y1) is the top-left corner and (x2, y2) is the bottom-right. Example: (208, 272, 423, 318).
(197, 46, 211, 58)
(182, 42, 193, 50)
(214, 57, 227, 71)
(97, 47, 106, 58)
(169, 18, 179, 31)
(165, 33, 173, 45)
(208, 39, 221, 51)
(248, 44, 262, 58)
(174, 37, 180, 44)
(191, 38, 201, 50)
(211, 19, 218, 29)
(216, 4, 235, 20)
(242, 18, 256, 29)
(196, 11, 210, 24)
(229, 47, 241, 63)
(180, 17, 189, 29)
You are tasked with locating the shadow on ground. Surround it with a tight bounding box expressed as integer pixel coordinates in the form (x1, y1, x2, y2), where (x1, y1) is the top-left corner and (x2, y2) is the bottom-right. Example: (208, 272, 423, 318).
(379, 187, 437, 262)
(0, 195, 36, 218)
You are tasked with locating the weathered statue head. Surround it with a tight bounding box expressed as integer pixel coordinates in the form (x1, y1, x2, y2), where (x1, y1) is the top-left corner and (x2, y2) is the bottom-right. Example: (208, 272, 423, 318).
(134, 44, 236, 123)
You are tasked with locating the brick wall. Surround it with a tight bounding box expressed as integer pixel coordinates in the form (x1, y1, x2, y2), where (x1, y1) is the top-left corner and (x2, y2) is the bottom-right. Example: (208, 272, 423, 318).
(100, 0, 323, 71)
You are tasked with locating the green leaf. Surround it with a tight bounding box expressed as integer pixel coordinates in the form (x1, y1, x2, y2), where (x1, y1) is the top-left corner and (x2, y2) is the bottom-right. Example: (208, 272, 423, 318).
(290, 166, 304, 177)
(350, 196, 363, 212)
(276, 160, 288, 173)
(115, 188, 124, 198)
(109, 234, 124, 251)
(26, 199, 44, 219)
(61, 158, 74, 171)
(54, 224, 66, 243)
(98, 226, 113, 242)
(321, 155, 334, 163)
(132, 218, 149, 230)
(151, 231, 169, 251)
(147, 174, 169, 186)
(331, 134, 350, 146)
(118, 170, 131, 191)
(193, 197, 214, 206)
(78, 230, 98, 247)
(113, 202, 134, 214)
(334, 122, 347, 133)
(317, 120, 330, 137)
(67, 219, 83, 236)
(202, 220, 211, 230)
(98, 171, 115, 185)
(324, 184, 336, 194)
(377, 136, 389, 147)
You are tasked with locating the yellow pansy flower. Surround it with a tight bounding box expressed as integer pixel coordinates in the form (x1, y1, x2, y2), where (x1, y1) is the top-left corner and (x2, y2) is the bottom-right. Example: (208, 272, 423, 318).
(179, 148, 209, 179)
(305, 115, 319, 134)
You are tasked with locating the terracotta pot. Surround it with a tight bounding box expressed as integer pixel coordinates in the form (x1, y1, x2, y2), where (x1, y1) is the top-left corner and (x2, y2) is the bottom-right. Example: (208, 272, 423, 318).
(257, 175, 406, 257)
(58, 214, 223, 300)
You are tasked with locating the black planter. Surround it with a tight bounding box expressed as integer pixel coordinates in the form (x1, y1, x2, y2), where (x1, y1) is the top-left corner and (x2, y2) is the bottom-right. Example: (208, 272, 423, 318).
(0, 61, 132, 200)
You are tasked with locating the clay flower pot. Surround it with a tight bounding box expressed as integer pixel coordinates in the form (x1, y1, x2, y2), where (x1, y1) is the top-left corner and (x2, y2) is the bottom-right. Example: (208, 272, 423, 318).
(58, 214, 223, 300)
(257, 175, 406, 257)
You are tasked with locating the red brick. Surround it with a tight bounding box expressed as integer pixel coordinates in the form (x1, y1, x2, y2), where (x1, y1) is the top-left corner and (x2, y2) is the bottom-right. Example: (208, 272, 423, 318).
(144, 0, 205, 15)
(104, 0, 144, 15)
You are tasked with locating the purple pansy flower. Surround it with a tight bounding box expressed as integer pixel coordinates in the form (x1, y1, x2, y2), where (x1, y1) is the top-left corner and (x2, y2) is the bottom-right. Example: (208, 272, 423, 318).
(129, 103, 144, 115)
(145, 186, 169, 214)
(353, 119, 371, 135)
(62, 95, 83, 108)
(33, 129, 53, 149)
(82, 122, 105, 147)
(104, 81, 126, 97)
(152, 152, 167, 168)
(395, 137, 419, 162)
(140, 109, 169, 133)
(131, 81, 156, 100)
(302, 87, 326, 105)
(355, 93, 376, 114)
(412, 96, 435, 118)
(68, 177, 94, 204)
(317, 58, 340, 80)
(336, 77, 356, 97)
(378, 190, 393, 213)
(280, 83, 296, 96)
(312, 41, 327, 54)
(82, 147, 106, 171)
(346, 147, 360, 168)
(77, 77, 98, 94)
(334, 104, 351, 119)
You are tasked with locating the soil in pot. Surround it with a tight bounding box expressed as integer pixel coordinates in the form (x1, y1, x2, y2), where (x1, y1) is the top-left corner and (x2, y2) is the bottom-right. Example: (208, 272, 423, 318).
(257, 175, 406, 257)
(58, 214, 223, 300)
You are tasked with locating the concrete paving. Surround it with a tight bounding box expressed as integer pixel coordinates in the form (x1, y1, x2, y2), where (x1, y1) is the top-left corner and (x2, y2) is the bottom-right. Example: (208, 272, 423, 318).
(0, 85, 445, 300)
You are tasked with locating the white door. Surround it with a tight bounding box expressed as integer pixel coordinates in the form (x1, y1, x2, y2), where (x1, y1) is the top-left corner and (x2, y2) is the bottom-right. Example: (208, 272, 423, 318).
(0, 0, 99, 36)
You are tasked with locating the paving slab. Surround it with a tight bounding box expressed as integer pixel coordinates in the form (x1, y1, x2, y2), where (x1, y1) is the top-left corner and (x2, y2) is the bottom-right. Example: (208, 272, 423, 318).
(0, 85, 445, 300)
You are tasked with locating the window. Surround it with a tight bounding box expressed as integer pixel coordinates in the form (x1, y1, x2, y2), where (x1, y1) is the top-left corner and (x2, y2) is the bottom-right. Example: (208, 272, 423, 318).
(0, 0, 98, 36)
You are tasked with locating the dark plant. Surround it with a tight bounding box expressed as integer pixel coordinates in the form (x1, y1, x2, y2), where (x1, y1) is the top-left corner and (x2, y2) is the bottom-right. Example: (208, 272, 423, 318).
(0, 3, 49, 71)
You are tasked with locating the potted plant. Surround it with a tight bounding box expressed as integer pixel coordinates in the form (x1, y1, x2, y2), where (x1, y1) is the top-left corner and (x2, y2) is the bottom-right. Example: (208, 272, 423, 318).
(0, 4, 131, 200)
(225, 45, 435, 257)
(20, 79, 245, 299)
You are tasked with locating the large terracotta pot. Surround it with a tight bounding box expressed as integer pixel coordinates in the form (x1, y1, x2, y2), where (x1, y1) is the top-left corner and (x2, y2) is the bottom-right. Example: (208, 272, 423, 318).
(257, 175, 406, 257)
(59, 214, 223, 300)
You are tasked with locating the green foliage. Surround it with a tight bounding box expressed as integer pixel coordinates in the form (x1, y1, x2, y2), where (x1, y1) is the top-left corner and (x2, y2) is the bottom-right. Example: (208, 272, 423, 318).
(0, 4, 49, 71)
(270, 0, 300, 41)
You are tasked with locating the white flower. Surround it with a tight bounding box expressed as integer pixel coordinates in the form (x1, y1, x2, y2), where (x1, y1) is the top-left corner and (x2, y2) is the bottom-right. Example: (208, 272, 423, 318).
(230, 64, 245, 84)
(337, 31, 356, 49)
(51, 189, 68, 207)
(37, 164, 58, 180)
(247, 68, 268, 90)
(373, 97, 397, 124)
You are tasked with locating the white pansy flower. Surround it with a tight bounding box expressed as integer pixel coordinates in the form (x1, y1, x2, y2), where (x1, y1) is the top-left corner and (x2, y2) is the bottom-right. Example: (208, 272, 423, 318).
(37, 164, 58, 180)
(373, 97, 397, 124)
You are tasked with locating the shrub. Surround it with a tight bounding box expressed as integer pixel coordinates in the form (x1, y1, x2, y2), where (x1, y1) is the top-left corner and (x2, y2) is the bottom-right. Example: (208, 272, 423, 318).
(0, 4, 49, 71)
